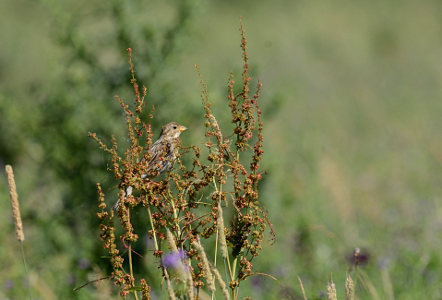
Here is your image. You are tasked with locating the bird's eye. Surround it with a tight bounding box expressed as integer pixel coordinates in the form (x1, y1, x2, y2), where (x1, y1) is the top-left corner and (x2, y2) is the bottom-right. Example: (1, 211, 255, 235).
(173, 126, 177, 129)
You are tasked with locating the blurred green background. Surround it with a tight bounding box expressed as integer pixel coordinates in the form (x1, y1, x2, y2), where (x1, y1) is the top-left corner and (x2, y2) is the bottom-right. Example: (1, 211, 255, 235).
(1, 0, 441, 299)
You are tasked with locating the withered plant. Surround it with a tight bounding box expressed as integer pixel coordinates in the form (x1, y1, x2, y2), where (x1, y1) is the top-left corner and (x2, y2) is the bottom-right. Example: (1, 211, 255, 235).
(89, 23, 274, 300)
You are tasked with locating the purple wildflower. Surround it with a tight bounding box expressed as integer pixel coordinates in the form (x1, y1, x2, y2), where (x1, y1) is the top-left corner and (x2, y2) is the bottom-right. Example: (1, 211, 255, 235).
(162, 249, 187, 269)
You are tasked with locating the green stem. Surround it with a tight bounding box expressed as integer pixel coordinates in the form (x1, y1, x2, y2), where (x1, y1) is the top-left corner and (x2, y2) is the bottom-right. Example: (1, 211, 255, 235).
(19, 242, 28, 274)
(353, 265, 359, 298)
(231, 257, 237, 280)
(225, 255, 233, 282)
(147, 205, 176, 299)
(19, 242, 33, 300)
(168, 191, 181, 238)
(212, 177, 220, 268)
(147, 206, 159, 250)
(128, 244, 138, 300)
(211, 229, 219, 300)
(214, 229, 219, 267)
(231, 257, 238, 299)
(127, 209, 139, 300)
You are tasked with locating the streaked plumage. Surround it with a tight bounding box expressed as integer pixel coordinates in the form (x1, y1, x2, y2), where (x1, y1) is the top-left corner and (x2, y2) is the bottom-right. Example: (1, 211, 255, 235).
(141, 122, 187, 177)
(114, 122, 187, 209)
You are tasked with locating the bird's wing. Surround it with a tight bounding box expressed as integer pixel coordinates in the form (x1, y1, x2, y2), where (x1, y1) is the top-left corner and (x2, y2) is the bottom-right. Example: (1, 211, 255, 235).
(144, 138, 173, 174)
(148, 139, 169, 162)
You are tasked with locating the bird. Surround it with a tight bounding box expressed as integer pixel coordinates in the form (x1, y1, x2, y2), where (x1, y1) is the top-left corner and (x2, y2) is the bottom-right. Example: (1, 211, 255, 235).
(114, 122, 187, 209)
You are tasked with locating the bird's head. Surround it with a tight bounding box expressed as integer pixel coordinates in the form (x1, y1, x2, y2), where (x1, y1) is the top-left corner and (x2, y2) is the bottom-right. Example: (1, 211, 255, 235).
(161, 122, 187, 139)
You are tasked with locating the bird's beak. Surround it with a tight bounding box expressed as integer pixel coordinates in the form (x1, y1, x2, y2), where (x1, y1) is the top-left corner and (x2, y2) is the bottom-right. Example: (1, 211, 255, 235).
(179, 125, 187, 132)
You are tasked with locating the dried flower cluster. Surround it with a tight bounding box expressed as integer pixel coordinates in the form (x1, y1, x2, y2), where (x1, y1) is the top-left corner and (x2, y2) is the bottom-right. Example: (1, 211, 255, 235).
(89, 23, 273, 299)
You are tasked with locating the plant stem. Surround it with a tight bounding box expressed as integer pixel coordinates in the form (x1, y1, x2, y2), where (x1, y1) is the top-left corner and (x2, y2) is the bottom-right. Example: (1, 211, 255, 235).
(212, 229, 219, 300)
(231, 257, 238, 299)
(214, 229, 219, 267)
(19, 242, 29, 274)
(224, 251, 233, 281)
(231, 258, 237, 281)
(147, 205, 176, 299)
(127, 209, 139, 300)
(147, 206, 159, 250)
(19, 242, 33, 300)
(353, 266, 359, 299)
(168, 191, 181, 238)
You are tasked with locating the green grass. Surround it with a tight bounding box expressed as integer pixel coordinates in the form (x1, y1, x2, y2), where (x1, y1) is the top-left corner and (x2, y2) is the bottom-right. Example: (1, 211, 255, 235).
(1, 0, 441, 299)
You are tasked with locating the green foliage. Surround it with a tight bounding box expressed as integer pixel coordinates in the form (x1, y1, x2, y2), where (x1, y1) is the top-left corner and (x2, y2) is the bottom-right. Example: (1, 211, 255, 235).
(1, 0, 442, 299)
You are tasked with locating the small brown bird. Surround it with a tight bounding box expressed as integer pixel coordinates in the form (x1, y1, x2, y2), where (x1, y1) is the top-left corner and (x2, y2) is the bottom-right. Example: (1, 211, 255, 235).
(114, 122, 187, 209)
(141, 122, 188, 177)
